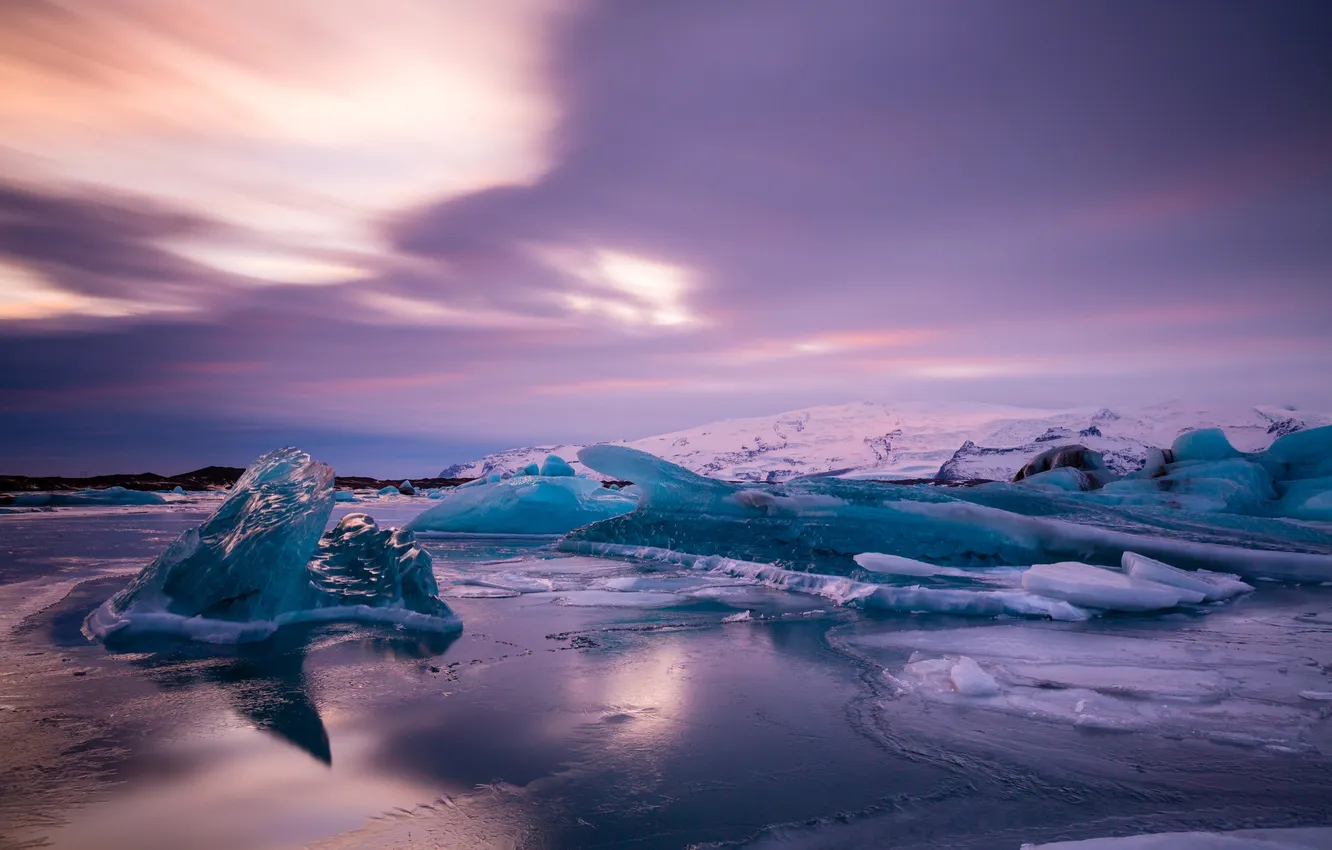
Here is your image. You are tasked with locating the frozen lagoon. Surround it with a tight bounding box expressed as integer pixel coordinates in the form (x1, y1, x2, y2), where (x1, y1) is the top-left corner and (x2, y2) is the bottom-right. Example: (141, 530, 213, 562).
(2, 495, 1331, 849)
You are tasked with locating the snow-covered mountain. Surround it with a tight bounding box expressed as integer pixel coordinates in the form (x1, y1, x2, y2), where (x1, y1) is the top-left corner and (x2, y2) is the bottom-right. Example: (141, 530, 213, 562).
(441, 401, 1331, 483)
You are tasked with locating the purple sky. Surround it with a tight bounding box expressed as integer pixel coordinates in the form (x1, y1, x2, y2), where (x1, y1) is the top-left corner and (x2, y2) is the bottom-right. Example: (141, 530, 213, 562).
(2, 0, 1331, 476)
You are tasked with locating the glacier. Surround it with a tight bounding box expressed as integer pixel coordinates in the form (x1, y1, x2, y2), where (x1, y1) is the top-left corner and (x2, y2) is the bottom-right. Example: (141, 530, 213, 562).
(84, 447, 459, 644)
(406, 456, 636, 535)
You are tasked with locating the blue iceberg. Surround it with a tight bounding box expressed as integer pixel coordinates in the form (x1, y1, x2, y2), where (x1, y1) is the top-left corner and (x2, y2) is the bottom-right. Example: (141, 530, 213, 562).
(564, 445, 1332, 583)
(85, 447, 459, 643)
(14, 486, 166, 507)
(406, 459, 636, 535)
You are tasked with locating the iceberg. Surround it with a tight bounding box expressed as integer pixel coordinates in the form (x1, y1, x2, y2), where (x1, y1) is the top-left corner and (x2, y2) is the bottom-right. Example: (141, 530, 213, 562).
(406, 468, 636, 535)
(334, 490, 358, 502)
(14, 486, 166, 507)
(377, 486, 399, 496)
(539, 454, 577, 477)
(84, 447, 459, 644)
(568, 446, 1332, 583)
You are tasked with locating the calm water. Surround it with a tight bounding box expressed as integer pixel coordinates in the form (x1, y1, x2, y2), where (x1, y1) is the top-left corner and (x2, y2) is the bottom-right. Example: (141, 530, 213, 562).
(2, 500, 1330, 849)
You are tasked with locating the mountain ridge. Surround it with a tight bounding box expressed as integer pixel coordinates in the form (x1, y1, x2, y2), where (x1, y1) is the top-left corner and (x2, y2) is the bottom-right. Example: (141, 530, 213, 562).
(441, 401, 1332, 483)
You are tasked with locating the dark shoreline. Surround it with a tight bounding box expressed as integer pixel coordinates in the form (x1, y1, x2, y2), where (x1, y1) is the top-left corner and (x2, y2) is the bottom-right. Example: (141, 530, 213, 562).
(0, 467, 475, 495)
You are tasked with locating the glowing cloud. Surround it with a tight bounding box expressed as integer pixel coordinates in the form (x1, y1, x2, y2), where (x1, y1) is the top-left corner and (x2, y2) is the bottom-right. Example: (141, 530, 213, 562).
(548, 248, 696, 327)
(0, 0, 560, 292)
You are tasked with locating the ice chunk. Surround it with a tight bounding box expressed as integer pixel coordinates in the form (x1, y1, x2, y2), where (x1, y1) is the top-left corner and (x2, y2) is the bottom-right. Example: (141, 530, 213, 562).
(1021, 562, 1190, 611)
(852, 622, 1332, 749)
(521, 462, 541, 476)
(406, 474, 636, 535)
(1121, 551, 1253, 601)
(1013, 444, 1115, 489)
(1264, 424, 1332, 481)
(377, 486, 399, 496)
(1022, 826, 1332, 849)
(334, 490, 357, 502)
(398, 479, 415, 495)
(14, 487, 166, 507)
(1016, 466, 1094, 492)
(307, 513, 452, 619)
(539, 454, 577, 477)
(560, 542, 1090, 620)
(949, 655, 1001, 696)
(85, 448, 458, 643)
(1172, 427, 1241, 462)
(172, 485, 186, 495)
(571, 446, 1332, 583)
(854, 552, 972, 578)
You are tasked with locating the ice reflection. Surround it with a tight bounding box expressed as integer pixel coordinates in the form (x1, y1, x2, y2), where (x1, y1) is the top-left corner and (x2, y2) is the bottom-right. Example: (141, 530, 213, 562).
(107, 624, 459, 764)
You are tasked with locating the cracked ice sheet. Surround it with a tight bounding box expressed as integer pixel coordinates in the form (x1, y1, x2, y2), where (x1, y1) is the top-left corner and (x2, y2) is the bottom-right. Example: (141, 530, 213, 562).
(837, 607, 1332, 751)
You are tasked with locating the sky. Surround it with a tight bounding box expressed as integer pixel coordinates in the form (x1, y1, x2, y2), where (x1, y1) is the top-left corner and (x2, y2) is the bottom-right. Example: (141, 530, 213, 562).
(1, 0, 1330, 476)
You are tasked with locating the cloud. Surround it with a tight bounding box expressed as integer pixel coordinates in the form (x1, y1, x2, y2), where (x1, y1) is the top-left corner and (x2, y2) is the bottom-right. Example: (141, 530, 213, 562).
(1, 0, 1331, 472)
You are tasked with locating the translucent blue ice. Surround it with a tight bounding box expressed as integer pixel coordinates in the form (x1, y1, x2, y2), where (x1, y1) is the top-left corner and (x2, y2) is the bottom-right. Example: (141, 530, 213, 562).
(567, 445, 1332, 582)
(85, 448, 459, 643)
(406, 471, 636, 535)
(14, 486, 166, 507)
(539, 454, 577, 477)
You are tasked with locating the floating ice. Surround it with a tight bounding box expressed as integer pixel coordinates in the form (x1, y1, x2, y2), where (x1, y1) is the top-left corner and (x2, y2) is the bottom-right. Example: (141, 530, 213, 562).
(1121, 551, 1252, 601)
(1172, 427, 1242, 463)
(84, 448, 459, 643)
(901, 654, 1002, 697)
(1021, 826, 1332, 849)
(14, 487, 166, 507)
(853, 552, 977, 578)
(569, 446, 1332, 583)
(172, 485, 186, 495)
(1021, 562, 1190, 611)
(334, 490, 358, 502)
(377, 486, 399, 496)
(539, 454, 576, 477)
(851, 620, 1332, 749)
(560, 542, 1090, 621)
(407, 468, 636, 535)
(398, 479, 415, 495)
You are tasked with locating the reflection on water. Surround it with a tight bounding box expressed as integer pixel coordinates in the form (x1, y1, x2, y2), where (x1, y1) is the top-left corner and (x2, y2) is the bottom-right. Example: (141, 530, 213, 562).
(108, 625, 461, 765)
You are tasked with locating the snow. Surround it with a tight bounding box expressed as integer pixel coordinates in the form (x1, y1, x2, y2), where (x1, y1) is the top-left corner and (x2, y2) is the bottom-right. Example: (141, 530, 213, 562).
(1021, 827, 1332, 849)
(440, 401, 1332, 483)
(1021, 562, 1191, 611)
(406, 470, 636, 535)
(84, 448, 458, 643)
